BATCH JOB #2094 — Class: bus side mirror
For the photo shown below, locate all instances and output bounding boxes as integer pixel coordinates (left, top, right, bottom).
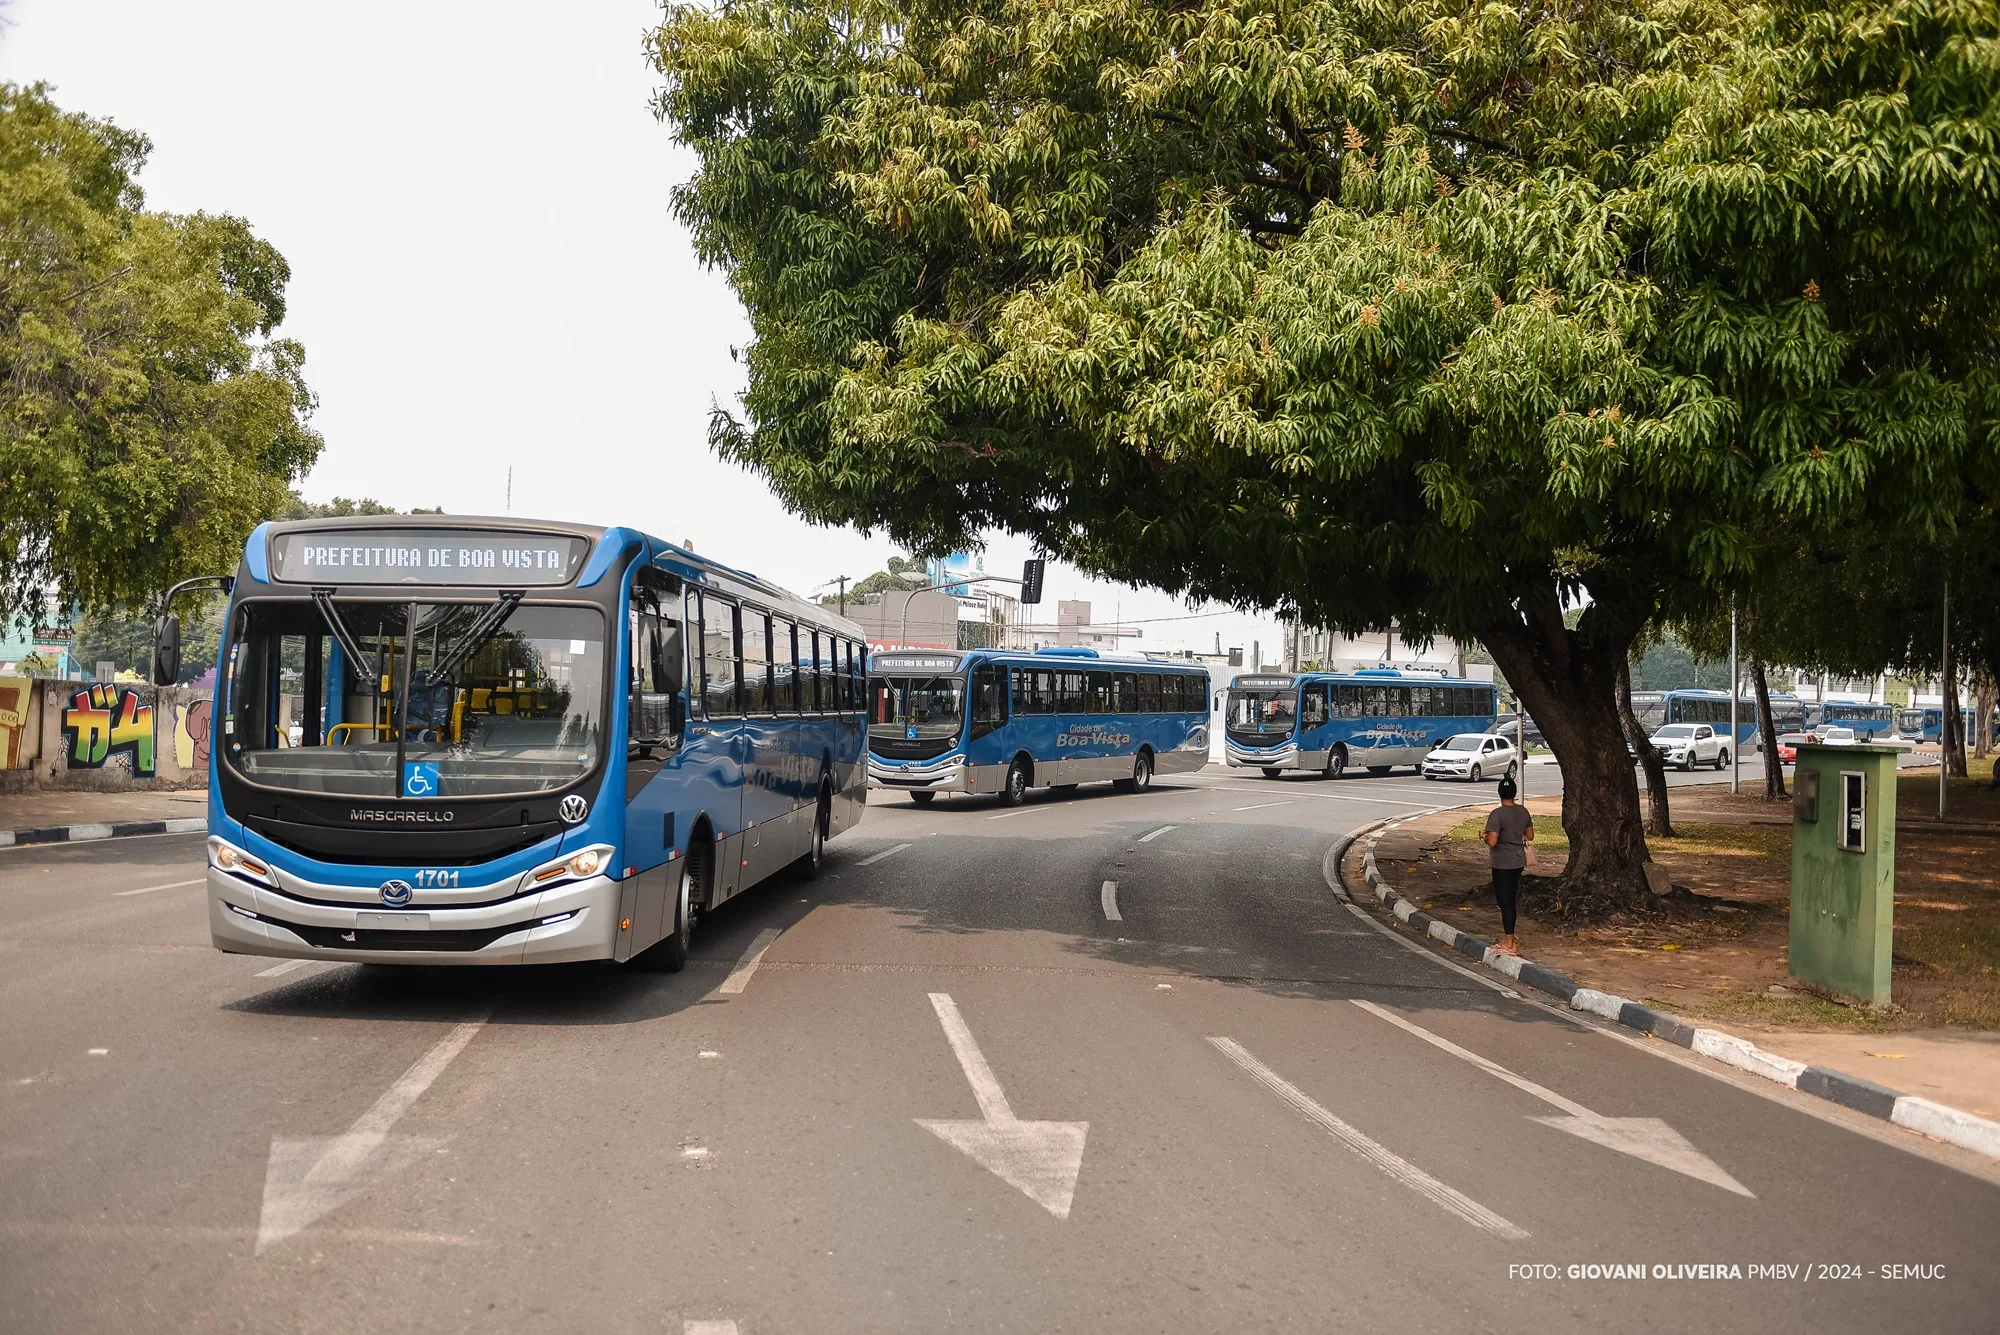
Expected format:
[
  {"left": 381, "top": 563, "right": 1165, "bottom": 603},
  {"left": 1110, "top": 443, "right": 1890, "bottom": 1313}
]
[{"left": 152, "top": 615, "right": 182, "bottom": 686}]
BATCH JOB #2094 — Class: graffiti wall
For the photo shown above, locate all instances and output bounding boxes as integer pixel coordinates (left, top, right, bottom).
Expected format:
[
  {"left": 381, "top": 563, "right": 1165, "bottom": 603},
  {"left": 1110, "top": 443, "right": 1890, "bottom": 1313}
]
[{"left": 0, "top": 679, "right": 210, "bottom": 793}]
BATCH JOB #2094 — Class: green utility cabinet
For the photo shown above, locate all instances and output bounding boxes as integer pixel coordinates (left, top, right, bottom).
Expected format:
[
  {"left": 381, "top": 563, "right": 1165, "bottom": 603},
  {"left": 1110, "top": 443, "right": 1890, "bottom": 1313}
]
[{"left": 1789, "top": 743, "right": 1899, "bottom": 1005}]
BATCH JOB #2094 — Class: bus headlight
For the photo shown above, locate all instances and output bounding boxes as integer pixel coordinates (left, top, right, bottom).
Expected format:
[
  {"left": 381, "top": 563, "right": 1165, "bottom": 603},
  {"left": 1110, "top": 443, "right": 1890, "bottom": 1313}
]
[
  {"left": 208, "top": 837, "right": 272, "bottom": 886},
  {"left": 527, "top": 845, "right": 615, "bottom": 887}
]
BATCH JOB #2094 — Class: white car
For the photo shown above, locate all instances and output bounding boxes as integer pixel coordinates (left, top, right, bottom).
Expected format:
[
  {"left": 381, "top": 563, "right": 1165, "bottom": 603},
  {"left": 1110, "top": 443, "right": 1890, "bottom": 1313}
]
[
  {"left": 1646, "top": 723, "right": 1729, "bottom": 770},
  {"left": 1422, "top": 733, "right": 1519, "bottom": 782}
]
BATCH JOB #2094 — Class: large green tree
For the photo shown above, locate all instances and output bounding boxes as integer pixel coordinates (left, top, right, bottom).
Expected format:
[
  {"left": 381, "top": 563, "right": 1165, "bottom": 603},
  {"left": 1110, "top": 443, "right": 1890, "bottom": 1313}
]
[
  {"left": 0, "top": 83, "right": 321, "bottom": 625},
  {"left": 653, "top": 0, "right": 2000, "bottom": 904}
]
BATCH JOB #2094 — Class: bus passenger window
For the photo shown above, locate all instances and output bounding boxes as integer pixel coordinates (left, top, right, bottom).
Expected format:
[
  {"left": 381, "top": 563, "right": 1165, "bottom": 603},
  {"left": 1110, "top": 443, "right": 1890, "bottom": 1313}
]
[
  {"left": 1087, "top": 672, "right": 1113, "bottom": 714},
  {"left": 772, "top": 619, "right": 796, "bottom": 714},
  {"left": 971, "top": 665, "right": 1007, "bottom": 738},
  {"left": 1363, "top": 686, "right": 1386, "bottom": 717},
  {"left": 844, "top": 641, "right": 860, "bottom": 711},
  {"left": 806, "top": 631, "right": 822, "bottom": 713},
  {"left": 1056, "top": 671, "right": 1085, "bottom": 714},
  {"left": 1302, "top": 685, "right": 1328, "bottom": 727},
  {"left": 741, "top": 611, "right": 771, "bottom": 713},
  {"left": 701, "top": 596, "right": 739, "bottom": 717},
  {"left": 1409, "top": 687, "right": 1431, "bottom": 716},
  {"left": 1138, "top": 674, "right": 1161, "bottom": 713},
  {"left": 1114, "top": 672, "right": 1139, "bottom": 713}
]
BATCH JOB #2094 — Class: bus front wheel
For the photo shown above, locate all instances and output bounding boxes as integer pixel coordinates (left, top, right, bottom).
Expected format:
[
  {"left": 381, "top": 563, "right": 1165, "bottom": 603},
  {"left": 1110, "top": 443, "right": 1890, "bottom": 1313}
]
[
  {"left": 1003, "top": 760, "right": 1030, "bottom": 806},
  {"left": 1324, "top": 747, "right": 1347, "bottom": 780},
  {"left": 911, "top": 790, "right": 937, "bottom": 806},
  {"left": 635, "top": 848, "right": 699, "bottom": 973},
  {"left": 1261, "top": 767, "right": 1285, "bottom": 780}
]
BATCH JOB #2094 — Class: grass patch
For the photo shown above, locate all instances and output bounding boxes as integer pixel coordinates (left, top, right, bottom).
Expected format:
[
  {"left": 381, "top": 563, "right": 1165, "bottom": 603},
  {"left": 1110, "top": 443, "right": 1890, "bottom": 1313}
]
[
  {"left": 1895, "top": 769, "right": 2000, "bottom": 823},
  {"left": 1649, "top": 822, "right": 1790, "bottom": 861},
  {"left": 1440, "top": 813, "right": 1570, "bottom": 858},
  {"left": 1692, "top": 988, "right": 1904, "bottom": 1031}
]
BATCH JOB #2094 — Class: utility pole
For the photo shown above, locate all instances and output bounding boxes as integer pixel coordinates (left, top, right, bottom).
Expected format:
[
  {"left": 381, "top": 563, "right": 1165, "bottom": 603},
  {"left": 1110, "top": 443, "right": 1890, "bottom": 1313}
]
[
  {"left": 834, "top": 575, "right": 848, "bottom": 617},
  {"left": 1730, "top": 604, "right": 1740, "bottom": 795}
]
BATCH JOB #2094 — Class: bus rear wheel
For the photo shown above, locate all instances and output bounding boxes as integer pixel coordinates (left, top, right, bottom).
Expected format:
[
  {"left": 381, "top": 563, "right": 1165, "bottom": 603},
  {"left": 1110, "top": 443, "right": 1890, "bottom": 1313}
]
[
  {"left": 796, "top": 786, "right": 830, "bottom": 880},
  {"left": 1116, "top": 751, "right": 1153, "bottom": 793},
  {"left": 910, "top": 790, "right": 936, "bottom": 806},
  {"left": 1003, "top": 759, "right": 1030, "bottom": 806}
]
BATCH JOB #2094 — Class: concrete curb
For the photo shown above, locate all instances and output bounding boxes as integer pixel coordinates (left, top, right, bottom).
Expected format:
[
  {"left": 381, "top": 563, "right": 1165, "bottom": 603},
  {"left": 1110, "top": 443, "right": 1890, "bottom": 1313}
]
[
  {"left": 1337, "top": 811, "right": 2000, "bottom": 1165},
  {"left": 0, "top": 817, "right": 206, "bottom": 848}
]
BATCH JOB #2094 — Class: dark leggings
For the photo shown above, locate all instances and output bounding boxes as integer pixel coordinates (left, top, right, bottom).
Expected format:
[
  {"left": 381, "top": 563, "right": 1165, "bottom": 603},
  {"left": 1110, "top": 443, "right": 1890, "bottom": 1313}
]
[{"left": 1491, "top": 866, "right": 1522, "bottom": 935}]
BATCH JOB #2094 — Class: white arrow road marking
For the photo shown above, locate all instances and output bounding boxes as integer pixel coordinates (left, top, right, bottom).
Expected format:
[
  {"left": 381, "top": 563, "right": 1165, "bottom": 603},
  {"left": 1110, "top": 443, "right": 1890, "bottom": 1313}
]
[
  {"left": 1208, "top": 1037, "right": 1528, "bottom": 1239},
  {"left": 1100, "top": 880, "right": 1121, "bottom": 921},
  {"left": 916, "top": 993, "right": 1088, "bottom": 1220},
  {"left": 858, "top": 842, "right": 912, "bottom": 866},
  {"left": 1350, "top": 1000, "right": 1754, "bottom": 1197},
  {"left": 257, "top": 1014, "right": 488, "bottom": 1254},
  {"left": 112, "top": 878, "right": 204, "bottom": 897},
  {"left": 716, "top": 928, "right": 783, "bottom": 995}
]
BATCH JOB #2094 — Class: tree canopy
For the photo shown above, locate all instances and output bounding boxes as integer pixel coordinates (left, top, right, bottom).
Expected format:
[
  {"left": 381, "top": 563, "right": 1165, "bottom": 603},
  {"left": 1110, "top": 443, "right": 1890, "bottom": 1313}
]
[
  {"left": 0, "top": 83, "right": 322, "bottom": 624},
  {"left": 652, "top": 0, "right": 2000, "bottom": 903}
]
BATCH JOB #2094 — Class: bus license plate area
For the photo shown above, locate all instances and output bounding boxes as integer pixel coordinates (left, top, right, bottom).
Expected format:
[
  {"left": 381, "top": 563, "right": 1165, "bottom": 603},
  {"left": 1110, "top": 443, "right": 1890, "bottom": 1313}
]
[{"left": 357, "top": 912, "right": 430, "bottom": 931}]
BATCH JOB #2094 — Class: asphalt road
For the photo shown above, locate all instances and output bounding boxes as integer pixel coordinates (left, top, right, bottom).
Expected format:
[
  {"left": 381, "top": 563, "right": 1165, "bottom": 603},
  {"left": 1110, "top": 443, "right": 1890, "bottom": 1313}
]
[{"left": 3, "top": 764, "right": 1994, "bottom": 1334}]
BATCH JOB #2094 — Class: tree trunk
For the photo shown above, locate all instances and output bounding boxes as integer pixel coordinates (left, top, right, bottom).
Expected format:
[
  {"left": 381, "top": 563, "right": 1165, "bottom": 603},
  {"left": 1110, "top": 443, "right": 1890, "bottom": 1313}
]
[
  {"left": 1616, "top": 658, "right": 1675, "bottom": 837},
  {"left": 1750, "top": 656, "right": 1787, "bottom": 800},
  {"left": 1973, "top": 669, "right": 1993, "bottom": 763},
  {"left": 1479, "top": 602, "right": 1653, "bottom": 910},
  {"left": 1943, "top": 638, "right": 1968, "bottom": 779}
]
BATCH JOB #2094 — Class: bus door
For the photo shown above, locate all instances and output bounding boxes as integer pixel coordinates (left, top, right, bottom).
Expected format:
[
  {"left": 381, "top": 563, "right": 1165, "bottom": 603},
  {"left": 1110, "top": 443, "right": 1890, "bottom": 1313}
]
[{"left": 687, "top": 590, "right": 746, "bottom": 900}]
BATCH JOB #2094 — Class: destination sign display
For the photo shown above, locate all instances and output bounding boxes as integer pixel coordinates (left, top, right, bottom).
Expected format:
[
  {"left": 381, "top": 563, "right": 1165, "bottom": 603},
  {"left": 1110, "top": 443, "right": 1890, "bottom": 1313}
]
[
  {"left": 269, "top": 529, "right": 589, "bottom": 586},
  {"left": 1233, "top": 676, "right": 1296, "bottom": 690},
  {"left": 871, "top": 653, "right": 962, "bottom": 672}
]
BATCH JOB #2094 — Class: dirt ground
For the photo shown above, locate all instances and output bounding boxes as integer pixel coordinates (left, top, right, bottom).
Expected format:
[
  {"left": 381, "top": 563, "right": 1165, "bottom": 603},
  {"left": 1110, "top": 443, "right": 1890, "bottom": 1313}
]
[{"left": 1370, "top": 771, "right": 2000, "bottom": 1036}]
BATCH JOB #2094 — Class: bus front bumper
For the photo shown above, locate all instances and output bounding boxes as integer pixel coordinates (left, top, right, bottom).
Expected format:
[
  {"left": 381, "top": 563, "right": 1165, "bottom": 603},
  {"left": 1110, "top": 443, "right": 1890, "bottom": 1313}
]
[
  {"left": 207, "top": 866, "right": 621, "bottom": 966},
  {"left": 1225, "top": 740, "right": 1299, "bottom": 769},
  {"left": 867, "top": 753, "right": 970, "bottom": 792}
]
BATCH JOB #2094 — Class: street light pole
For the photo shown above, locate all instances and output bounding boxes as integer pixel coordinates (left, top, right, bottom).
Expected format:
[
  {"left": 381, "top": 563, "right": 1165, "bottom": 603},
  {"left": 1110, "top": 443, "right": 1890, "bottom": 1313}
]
[
  {"left": 1730, "top": 605, "right": 1740, "bottom": 795},
  {"left": 1941, "top": 576, "right": 1950, "bottom": 820}
]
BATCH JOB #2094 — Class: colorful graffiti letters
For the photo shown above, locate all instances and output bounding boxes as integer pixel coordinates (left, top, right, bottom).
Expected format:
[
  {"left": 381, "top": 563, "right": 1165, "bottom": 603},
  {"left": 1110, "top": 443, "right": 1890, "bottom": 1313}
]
[{"left": 62, "top": 685, "right": 156, "bottom": 778}]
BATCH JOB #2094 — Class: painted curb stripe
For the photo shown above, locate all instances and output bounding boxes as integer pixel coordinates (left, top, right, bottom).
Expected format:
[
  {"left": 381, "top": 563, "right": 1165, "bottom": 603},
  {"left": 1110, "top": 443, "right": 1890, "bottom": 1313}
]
[
  {"left": 1347, "top": 825, "right": 2000, "bottom": 1164},
  {"left": 1, "top": 815, "right": 206, "bottom": 848}
]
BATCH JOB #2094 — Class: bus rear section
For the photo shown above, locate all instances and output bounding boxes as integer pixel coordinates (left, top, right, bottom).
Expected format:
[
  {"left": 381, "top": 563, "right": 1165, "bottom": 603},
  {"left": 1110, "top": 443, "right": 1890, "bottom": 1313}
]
[
  {"left": 867, "top": 647, "right": 1210, "bottom": 803},
  {"left": 196, "top": 515, "right": 866, "bottom": 968}
]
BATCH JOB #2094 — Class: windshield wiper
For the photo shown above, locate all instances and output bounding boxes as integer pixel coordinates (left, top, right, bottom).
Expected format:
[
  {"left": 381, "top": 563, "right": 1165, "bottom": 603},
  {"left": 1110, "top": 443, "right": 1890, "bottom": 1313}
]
[
  {"left": 423, "top": 591, "right": 524, "bottom": 686},
  {"left": 311, "top": 588, "right": 374, "bottom": 681}
]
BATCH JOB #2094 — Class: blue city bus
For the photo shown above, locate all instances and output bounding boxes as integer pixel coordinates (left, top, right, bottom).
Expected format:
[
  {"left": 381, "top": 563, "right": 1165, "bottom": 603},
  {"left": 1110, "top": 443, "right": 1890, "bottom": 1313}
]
[
  {"left": 866, "top": 646, "right": 1211, "bottom": 804},
  {"left": 171, "top": 515, "right": 869, "bottom": 971},
  {"left": 1223, "top": 668, "right": 1498, "bottom": 778},
  {"left": 1899, "top": 706, "right": 1992, "bottom": 745},
  {"left": 1806, "top": 700, "right": 1897, "bottom": 740},
  {"left": 1628, "top": 689, "right": 1803, "bottom": 746}
]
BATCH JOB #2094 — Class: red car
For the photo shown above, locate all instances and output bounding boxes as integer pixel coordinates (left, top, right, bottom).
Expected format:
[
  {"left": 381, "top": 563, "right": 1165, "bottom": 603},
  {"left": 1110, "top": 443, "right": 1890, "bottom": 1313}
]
[{"left": 1774, "top": 731, "right": 1814, "bottom": 764}]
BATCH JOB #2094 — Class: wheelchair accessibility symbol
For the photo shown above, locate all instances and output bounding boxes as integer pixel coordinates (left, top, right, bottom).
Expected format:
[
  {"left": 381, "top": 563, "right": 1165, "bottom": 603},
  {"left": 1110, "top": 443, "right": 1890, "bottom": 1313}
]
[{"left": 402, "top": 761, "right": 440, "bottom": 798}]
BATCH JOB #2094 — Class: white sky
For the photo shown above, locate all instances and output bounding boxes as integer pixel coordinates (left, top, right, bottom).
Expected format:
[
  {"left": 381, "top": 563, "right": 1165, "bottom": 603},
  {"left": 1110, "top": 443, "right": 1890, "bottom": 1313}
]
[{"left": 1, "top": 0, "right": 1286, "bottom": 658}]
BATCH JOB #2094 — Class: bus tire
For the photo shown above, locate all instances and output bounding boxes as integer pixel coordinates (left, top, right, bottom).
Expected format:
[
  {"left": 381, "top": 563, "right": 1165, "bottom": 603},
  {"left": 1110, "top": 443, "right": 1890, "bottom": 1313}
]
[
  {"left": 796, "top": 786, "right": 830, "bottom": 881},
  {"left": 635, "top": 846, "right": 699, "bottom": 973},
  {"left": 911, "top": 790, "right": 936, "bottom": 806},
  {"left": 1261, "top": 767, "right": 1285, "bottom": 780},
  {"left": 1003, "top": 759, "right": 1031, "bottom": 806},
  {"left": 1324, "top": 746, "right": 1347, "bottom": 780},
  {"left": 1115, "top": 750, "right": 1153, "bottom": 793}
]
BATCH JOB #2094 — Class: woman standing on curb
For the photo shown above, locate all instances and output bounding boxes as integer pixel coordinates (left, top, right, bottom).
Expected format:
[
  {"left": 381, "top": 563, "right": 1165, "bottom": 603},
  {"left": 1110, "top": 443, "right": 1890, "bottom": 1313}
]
[{"left": 1482, "top": 778, "right": 1534, "bottom": 956}]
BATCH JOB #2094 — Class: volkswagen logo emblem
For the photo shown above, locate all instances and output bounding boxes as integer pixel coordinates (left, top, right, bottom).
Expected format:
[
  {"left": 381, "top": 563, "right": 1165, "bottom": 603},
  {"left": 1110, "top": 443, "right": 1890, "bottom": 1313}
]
[
  {"left": 559, "top": 794, "right": 589, "bottom": 824},
  {"left": 379, "top": 879, "right": 414, "bottom": 908}
]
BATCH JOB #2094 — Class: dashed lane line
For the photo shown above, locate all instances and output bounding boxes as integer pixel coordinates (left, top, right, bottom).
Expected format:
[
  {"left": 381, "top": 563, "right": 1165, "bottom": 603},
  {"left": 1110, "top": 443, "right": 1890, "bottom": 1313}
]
[
  {"left": 857, "top": 842, "right": 913, "bottom": 866},
  {"left": 716, "top": 928, "right": 784, "bottom": 995},
  {"left": 686, "top": 1323, "right": 740, "bottom": 1335},
  {"left": 1137, "top": 825, "right": 1176, "bottom": 843},
  {"left": 111, "top": 878, "right": 205, "bottom": 898},
  {"left": 1100, "top": 880, "right": 1121, "bottom": 921},
  {"left": 1207, "top": 1036, "right": 1528, "bottom": 1240},
  {"left": 255, "top": 958, "right": 317, "bottom": 979},
  {"left": 1231, "top": 801, "right": 1294, "bottom": 812}
]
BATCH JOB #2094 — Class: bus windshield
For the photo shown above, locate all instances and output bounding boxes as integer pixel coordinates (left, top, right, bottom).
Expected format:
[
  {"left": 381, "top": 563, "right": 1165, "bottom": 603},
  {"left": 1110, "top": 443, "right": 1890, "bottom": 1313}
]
[
  {"left": 869, "top": 675, "right": 966, "bottom": 747},
  {"left": 1228, "top": 690, "right": 1296, "bottom": 735},
  {"left": 223, "top": 598, "right": 606, "bottom": 797}
]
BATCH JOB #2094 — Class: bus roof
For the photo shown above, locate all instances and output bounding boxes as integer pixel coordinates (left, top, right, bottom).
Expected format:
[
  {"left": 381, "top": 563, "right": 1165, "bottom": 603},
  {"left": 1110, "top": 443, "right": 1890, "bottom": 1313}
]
[
  {"left": 1232, "top": 668, "right": 1497, "bottom": 689},
  {"left": 238, "top": 513, "right": 864, "bottom": 639}
]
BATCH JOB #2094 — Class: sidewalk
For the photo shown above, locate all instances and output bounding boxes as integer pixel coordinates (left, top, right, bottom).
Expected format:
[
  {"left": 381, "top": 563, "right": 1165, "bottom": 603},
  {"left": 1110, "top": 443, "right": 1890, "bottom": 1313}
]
[
  {"left": 0, "top": 788, "right": 208, "bottom": 843},
  {"left": 1356, "top": 781, "right": 2000, "bottom": 1122}
]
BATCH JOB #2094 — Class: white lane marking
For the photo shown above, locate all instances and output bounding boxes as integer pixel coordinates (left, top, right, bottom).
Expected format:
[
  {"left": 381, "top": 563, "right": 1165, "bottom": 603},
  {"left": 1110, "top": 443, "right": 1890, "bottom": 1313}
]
[
  {"left": 686, "top": 1322, "right": 740, "bottom": 1335},
  {"left": 257, "top": 1013, "right": 489, "bottom": 1254},
  {"left": 1100, "top": 880, "right": 1121, "bottom": 921},
  {"left": 716, "top": 928, "right": 783, "bottom": 995},
  {"left": 88, "top": 1048, "right": 108, "bottom": 1056},
  {"left": 988, "top": 809, "right": 1029, "bottom": 820},
  {"left": 1231, "top": 801, "right": 1294, "bottom": 812},
  {"left": 112, "top": 878, "right": 205, "bottom": 898},
  {"left": 1348, "top": 1001, "right": 1753, "bottom": 1196},
  {"left": 1137, "top": 825, "right": 1176, "bottom": 843},
  {"left": 255, "top": 958, "right": 315, "bottom": 979},
  {"left": 917, "top": 993, "right": 1088, "bottom": 1218},
  {"left": 857, "top": 842, "right": 912, "bottom": 866},
  {"left": 1206, "top": 1036, "right": 1528, "bottom": 1239}
]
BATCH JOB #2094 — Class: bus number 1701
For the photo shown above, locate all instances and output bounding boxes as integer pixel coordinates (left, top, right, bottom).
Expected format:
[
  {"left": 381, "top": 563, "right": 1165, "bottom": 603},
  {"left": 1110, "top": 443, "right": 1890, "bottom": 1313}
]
[{"left": 411, "top": 869, "right": 460, "bottom": 888}]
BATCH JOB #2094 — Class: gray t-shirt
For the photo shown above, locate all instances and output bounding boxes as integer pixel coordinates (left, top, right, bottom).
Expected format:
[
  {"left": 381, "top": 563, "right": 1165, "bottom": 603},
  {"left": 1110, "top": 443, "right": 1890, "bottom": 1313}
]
[{"left": 1485, "top": 803, "right": 1534, "bottom": 870}]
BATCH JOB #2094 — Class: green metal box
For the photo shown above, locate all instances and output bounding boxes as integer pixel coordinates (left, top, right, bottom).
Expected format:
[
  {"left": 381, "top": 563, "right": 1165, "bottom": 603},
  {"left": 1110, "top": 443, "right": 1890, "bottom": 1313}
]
[{"left": 1789, "top": 743, "right": 1900, "bottom": 1005}]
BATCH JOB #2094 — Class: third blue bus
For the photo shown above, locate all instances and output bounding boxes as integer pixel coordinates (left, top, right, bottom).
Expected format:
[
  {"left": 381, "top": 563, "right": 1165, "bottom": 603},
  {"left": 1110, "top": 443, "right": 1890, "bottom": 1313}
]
[{"left": 1224, "top": 668, "right": 1498, "bottom": 778}]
